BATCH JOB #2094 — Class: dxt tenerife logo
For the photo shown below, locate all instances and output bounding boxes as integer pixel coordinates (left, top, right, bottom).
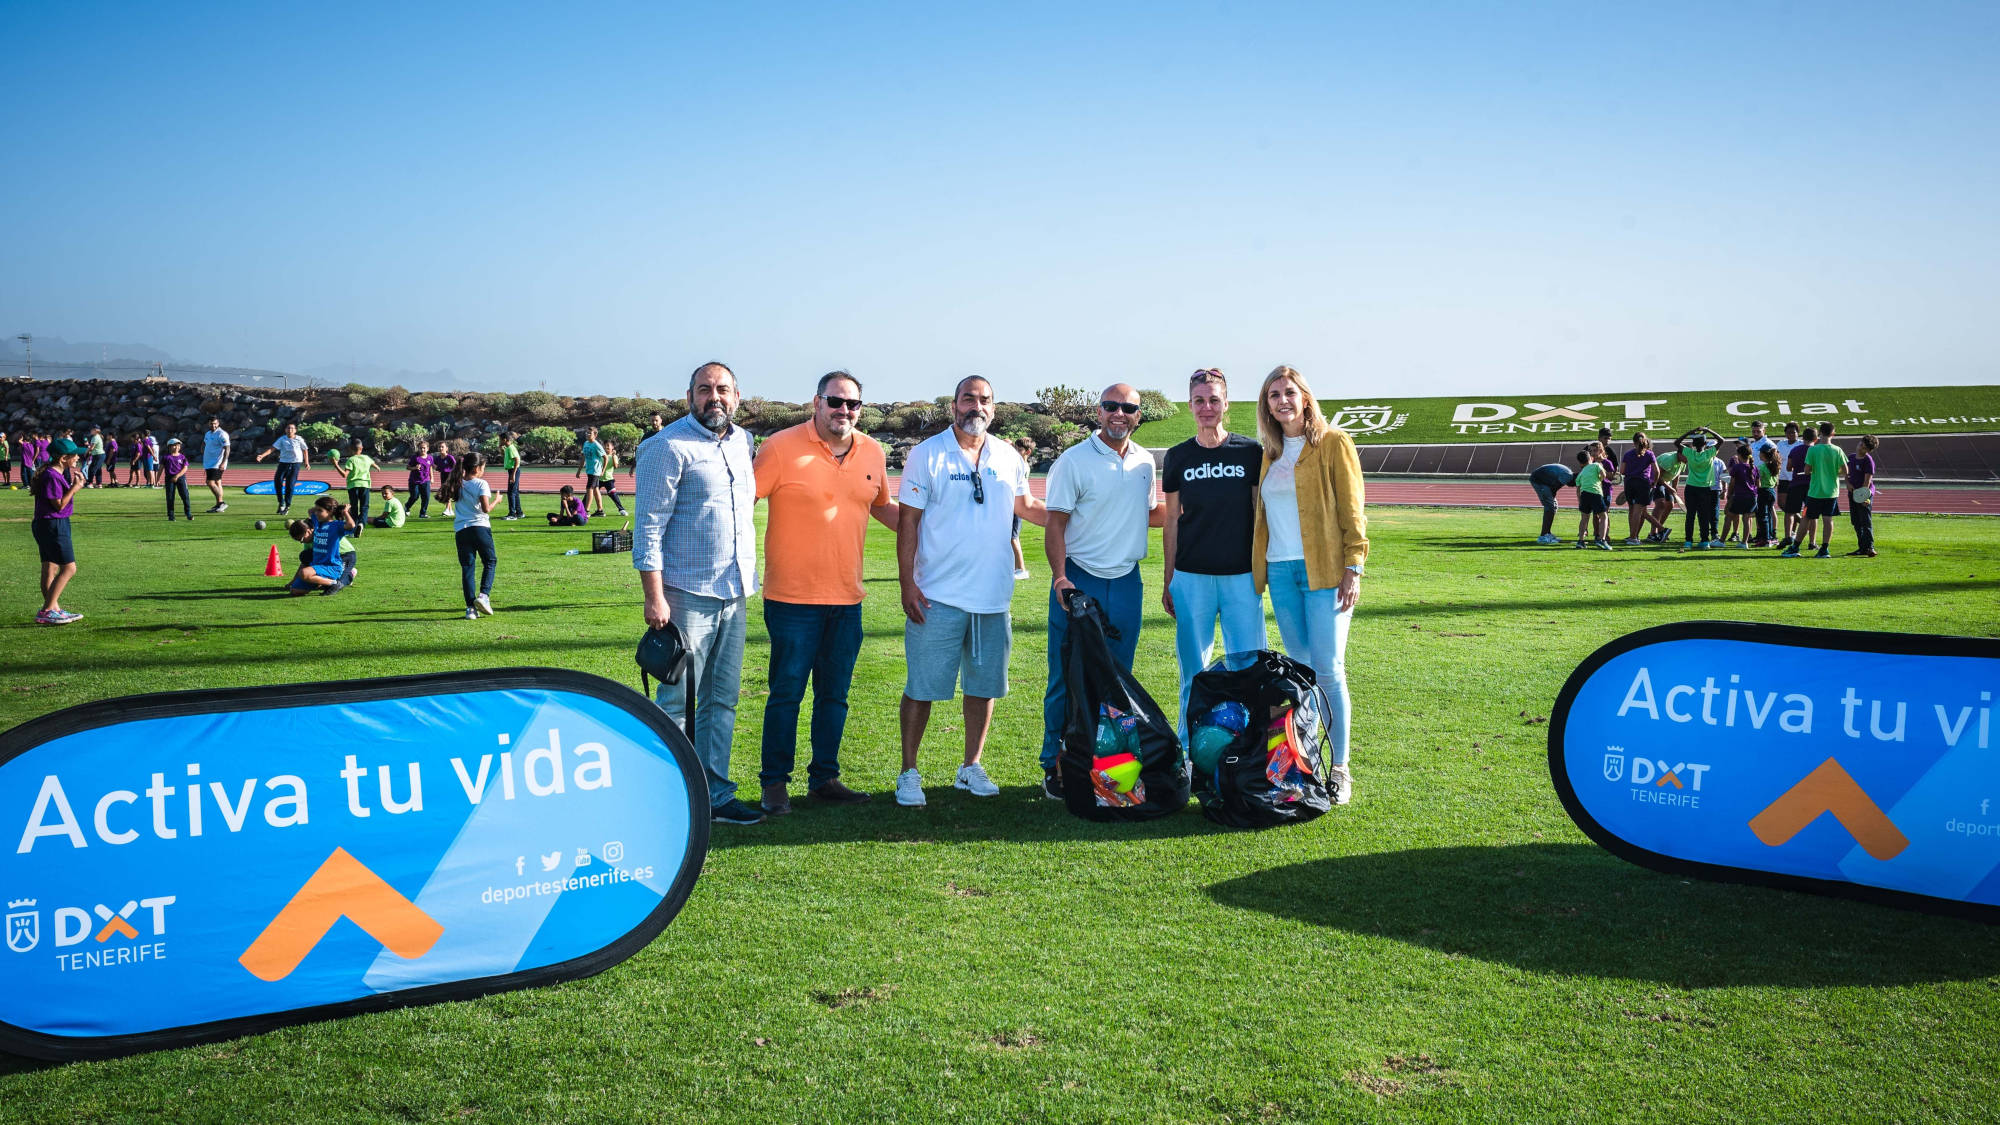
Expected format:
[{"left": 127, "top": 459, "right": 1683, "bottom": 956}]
[
  {"left": 1326, "top": 404, "right": 1407, "bottom": 437},
  {"left": 1601, "top": 745, "right": 1711, "bottom": 809},
  {"left": 6, "top": 894, "right": 176, "bottom": 967},
  {"left": 1452, "top": 399, "right": 1671, "bottom": 436}
]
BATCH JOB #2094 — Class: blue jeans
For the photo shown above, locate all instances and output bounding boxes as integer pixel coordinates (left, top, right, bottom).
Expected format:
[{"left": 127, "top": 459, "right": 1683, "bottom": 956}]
[
  {"left": 455, "top": 526, "right": 496, "bottom": 604},
  {"left": 654, "top": 588, "right": 747, "bottom": 809},
  {"left": 1265, "top": 559, "right": 1352, "bottom": 766},
  {"left": 412, "top": 479, "right": 432, "bottom": 517},
  {"left": 274, "top": 462, "right": 301, "bottom": 508},
  {"left": 1041, "top": 561, "right": 1142, "bottom": 771},
  {"left": 759, "top": 600, "right": 863, "bottom": 788},
  {"left": 506, "top": 468, "right": 522, "bottom": 517},
  {"left": 1168, "top": 570, "right": 1267, "bottom": 741}
]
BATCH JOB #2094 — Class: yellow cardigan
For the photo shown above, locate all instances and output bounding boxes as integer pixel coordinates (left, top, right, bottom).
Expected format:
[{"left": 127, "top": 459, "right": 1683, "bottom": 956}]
[{"left": 1253, "top": 427, "right": 1370, "bottom": 593}]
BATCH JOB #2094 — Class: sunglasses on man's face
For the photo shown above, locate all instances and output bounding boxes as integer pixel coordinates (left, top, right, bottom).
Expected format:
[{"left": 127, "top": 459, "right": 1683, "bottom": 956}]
[
  {"left": 1100, "top": 401, "right": 1141, "bottom": 415},
  {"left": 820, "top": 396, "right": 863, "bottom": 411}
]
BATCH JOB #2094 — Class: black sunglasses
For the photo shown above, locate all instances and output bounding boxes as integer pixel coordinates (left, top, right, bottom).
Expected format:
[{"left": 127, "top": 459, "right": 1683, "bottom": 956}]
[
  {"left": 970, "top": 469, "right": 984, "bottom": 504},
  {"left": 1100, "top": 401, "right": 1141, "bottom": 415},
  {"left": 821, "top": 395, "right": 863, "bottom": 411}
]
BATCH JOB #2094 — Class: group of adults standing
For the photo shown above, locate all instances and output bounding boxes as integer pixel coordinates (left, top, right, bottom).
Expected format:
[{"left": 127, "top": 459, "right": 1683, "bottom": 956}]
[{"left": 631, "top": 362, "right": 1367, "bottom": 826}]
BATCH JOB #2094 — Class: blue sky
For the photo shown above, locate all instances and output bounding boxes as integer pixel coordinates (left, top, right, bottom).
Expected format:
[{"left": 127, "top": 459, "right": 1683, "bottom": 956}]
[{"left": 4, "top": 2, "right": 1996, "bottom": 402}]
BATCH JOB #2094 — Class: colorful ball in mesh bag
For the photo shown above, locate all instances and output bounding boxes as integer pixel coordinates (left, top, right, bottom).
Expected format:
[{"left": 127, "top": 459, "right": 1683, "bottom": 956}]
[
  {"left": 1189, "top": 723, "right": 1236, "bottom": 774},
  {"left": 1201, "top": 701, "right": 1251, "bottom": 734}
]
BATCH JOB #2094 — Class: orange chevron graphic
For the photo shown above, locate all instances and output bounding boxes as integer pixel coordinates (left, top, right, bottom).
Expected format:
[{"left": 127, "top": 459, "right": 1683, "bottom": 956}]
[
  {"left": 238, "top": 847, "right": 443, "bottom": 982},
  {"left": 1748, "top": 758, "right": 1909, "bottom": 861},
  {"left": 1656, "top": 771, "right": 1683, "bottom": 789}
]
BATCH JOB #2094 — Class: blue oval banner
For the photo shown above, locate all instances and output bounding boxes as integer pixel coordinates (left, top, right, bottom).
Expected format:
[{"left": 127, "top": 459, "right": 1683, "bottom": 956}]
[
  {"left": 243, "top": 479, "right": 330, "bottom": 496},
  {"left": 0, "top": 669, "right": 708, "bottom": 1060},
  {"left": 1550, "top": 622, "right": 2000, "bottom": 921}
]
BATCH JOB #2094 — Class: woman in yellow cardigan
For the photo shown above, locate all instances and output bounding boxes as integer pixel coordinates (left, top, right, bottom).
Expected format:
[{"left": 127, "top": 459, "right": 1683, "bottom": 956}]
[{"left": 1253, "top": 366, "right": 1368, "bottom": 805}]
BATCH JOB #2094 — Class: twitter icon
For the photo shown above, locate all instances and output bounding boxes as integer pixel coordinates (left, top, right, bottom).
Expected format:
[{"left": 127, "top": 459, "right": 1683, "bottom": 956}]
[{"left": 539, "top": 850, "right": 563, "bottom": 872}]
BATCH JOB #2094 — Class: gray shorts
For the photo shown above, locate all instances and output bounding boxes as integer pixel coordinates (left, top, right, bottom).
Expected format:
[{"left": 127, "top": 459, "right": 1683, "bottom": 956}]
[{"left": 904, "top": 602, "right": 1011, "bottom": 701}]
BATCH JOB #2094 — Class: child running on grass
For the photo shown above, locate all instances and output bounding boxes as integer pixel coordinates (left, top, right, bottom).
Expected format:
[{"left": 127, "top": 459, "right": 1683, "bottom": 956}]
[
  {"left": 595, "top": 441, "right": 628, "bottom": 516},
  {"left": 1574, "top": 448, "right": 1611, "bottom": 550},
  {"left": 330, "top": 439, "right": 378, "bottom": 535},
  {"left": 547, "top": 484, "right": 588, "bottom": 525},
  {"left": 450, "top": 451, "right": 498, "bottom": 618},
  {"left": 370, "top": 484, "right": 407, "bottom": 529},
  {"left": 32, "top": 438, "right": 87, "bottom": 624},
  {"left": 163, "top": 437, "right": 194, "bottom": 519},
  {"left": 407, "top": 439, "right": 435, "bottom": 519}
]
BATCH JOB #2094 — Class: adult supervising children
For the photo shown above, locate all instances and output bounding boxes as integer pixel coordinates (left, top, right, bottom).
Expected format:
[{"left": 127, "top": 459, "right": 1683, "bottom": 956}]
[
  {"left": 1255, "top": 366, "right": 1367, "bottom": 805},
  {"left": 1619, "top": 434, "right": 1658, "bottom": 545},
  {"left": 163, "top": 438, "right": 194, "bottom": 520},
  {"left": 253, "top": 421, "right": 311, "bottom": 514},
  {"left": 1779, "top": 429, "right": 1812, "bottom": 549},
  {"left": 752, "top": 370, "right": 899, "bottom": 814},
  {"left": 31, "top": 438, "right": 86, "bottom": 624},
  {"left": 452, "top": 452, "right": 498, "bottom": 618},
  {"left": 1527, "top": 460, "right": 1573, "bottom": 545},
  {"left": 895, "top": 376, "right": 1047, "bottom": 808},
  {"left": 634, "top": 362, "right": 765, "bottom": 826},
  {"left": 1164, "top": 369, "right": 1266, "bottom": 737},
  {"left": 201, "top": 417, "right": 231, "bottom": 512}
]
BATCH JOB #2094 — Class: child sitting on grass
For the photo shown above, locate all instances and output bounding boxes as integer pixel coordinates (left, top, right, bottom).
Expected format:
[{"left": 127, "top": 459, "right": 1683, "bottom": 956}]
[
  {"left": 370, "top": 484, "right": 407, "bottom": 529},
  {"left": 547, "top": 485, "right": 589, "bottom": 526},
  {"left": 287, "top": 499, "right": 358, "bottom": 594},
  {"left": 1573, "top": 448, "right": 1611, "bottom": 550}
]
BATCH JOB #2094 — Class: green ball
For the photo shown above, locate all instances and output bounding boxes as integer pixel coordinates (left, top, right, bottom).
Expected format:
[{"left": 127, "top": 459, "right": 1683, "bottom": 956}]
[{"left": 1189, "top": 724, "right": 1236, "bottom": 774}]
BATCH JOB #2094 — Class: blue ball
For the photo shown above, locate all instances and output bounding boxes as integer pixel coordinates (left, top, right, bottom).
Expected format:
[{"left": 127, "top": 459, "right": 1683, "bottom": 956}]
[{"left": 1202, "top": 701, "right": 1250, "bottom": 734}]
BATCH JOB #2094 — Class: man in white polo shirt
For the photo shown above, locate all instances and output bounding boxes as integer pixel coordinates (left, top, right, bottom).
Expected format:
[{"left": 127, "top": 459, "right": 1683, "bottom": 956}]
[
  {"left": 1039, "top": 383, "right": 1164, "bottom": 798},
  {"left": 895, "top": 375, "right": 1047, "bottom": 808}
]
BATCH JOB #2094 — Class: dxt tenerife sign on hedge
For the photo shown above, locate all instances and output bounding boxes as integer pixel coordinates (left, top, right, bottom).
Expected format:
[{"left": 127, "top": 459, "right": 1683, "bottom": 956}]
[
  {"left": 1550, "top": 623, "right": 2000, "bottom": 921},
  {"left": 0, "top": 669, "right": 708, "bottom": 1060}
]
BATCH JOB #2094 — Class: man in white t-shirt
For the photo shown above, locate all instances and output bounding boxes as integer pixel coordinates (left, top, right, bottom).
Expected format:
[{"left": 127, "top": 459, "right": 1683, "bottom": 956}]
[
  {"left": 894, "top": 376, "right": 1047, "bottom": 807},
  {"left": 201, "top": 417, "right": 231, "bottom": 512},
  {"left": 1039, "top": 383, "right": 1163, "bottom": 797}
]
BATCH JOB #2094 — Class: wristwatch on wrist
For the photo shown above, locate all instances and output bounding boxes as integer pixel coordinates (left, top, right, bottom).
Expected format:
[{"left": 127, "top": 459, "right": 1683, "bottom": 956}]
[{"left": 1346, "top": 564, "right": 1364, "bottom": 576}]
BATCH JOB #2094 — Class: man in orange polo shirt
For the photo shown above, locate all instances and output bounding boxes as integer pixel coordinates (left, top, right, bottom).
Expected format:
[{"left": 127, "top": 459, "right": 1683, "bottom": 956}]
[{"left": 754, "top": 370, "right": 901, "bottom": 814}]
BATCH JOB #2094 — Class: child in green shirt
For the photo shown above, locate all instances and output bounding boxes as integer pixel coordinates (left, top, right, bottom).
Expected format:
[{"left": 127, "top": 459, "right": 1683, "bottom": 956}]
[
  {"left": 331, "top": 439, "right": 379, "bottom": 535},
  {"left": 370, "top": 484, "right": 407, "bottom": 529},
  {"left": 1573, "top": 448, "right": 1611, "bottom": 550}
]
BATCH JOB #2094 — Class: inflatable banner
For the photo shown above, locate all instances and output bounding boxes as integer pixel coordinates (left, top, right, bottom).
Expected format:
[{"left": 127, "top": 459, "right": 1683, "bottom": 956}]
[
  {"left": 243, "top": 479, "right": 330, "bottom": 496},
  {"left": 0, "top": 669, "right": 708, "bottom": 1060},
  {"left": 1550, "top": 622, "right": 2000, "bottom": 921}
]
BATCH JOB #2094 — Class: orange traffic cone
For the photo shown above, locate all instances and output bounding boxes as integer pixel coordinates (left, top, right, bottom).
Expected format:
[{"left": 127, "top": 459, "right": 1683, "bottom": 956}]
[{"left": 264, "top": 544, "right": 283, "bottom": 577}]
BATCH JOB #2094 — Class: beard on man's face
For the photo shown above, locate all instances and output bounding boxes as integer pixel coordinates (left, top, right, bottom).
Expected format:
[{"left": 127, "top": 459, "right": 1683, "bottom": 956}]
[
  {"left": 698, "top": 400, "right": 731, "bottom": 432},
  {"left": 954, "top": 408, "right": 989, "bottom": 436}
]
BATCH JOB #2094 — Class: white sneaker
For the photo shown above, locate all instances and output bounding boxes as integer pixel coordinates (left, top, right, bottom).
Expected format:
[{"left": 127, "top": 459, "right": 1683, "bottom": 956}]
[
  {"left": 463, "top": 608, "right": 479, "bottom": 620},
  {"left": 895, "top": 768, "right": 926, "bottom": 807},
  {"left": 475, "top": 593, "right": 494, "bottom": 615},
  {"left": 1328, "top": 764, "right": 1353, "bottom": 806},
  {"left": 954, "top": 762, "right": 999, "bottom": 797}
]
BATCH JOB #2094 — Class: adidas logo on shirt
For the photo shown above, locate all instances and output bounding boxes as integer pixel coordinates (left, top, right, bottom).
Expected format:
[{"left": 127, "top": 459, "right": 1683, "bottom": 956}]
[{"left": 1182, "top": 462, "right": 1248, "bottom": 480}]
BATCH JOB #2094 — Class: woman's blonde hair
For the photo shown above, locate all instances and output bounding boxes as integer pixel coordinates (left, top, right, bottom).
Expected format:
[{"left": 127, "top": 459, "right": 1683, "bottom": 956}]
[{"left": 1255, "top": 366, "right": 1330, "bottom": 461}]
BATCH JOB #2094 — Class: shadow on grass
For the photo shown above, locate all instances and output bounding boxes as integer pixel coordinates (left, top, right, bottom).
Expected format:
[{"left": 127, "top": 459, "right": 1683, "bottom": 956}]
[
  {"left": 1208, "top": 843, "right": 2000, "bottom": 987},
  {"left": 709, "top": 785, "right": 1218, "bottom": 848},
  {"left": 1366, "top": 577, "right": 1988, "bottom": 619}
]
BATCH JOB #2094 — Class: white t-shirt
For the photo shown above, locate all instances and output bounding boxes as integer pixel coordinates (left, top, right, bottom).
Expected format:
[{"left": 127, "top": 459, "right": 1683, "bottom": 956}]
[
  {"left": 1044, "top": 432, "right": 1157, "bottom": 579},
  {"left": 898, "top": 429, "right": 1030, "bottom": 614},
  {"left": 1262, "top": 436, "right": 1306, "bottom": 563},
  {"left": 455, "top": 476, "right": 493, "bottom": 530},
  {"left": 274, "top": 435, "right": 309, "bottom": 463},
  {"left": 202, "top": 428, "right": 231, "bottom": 470},
  {"left": 1774, "top": 438, "right": 1802, "bottom": 482}
]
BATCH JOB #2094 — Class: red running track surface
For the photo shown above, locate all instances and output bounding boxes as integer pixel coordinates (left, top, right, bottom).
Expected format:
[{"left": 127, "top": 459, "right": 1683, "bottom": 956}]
[{"left": 184, "top": 467, "right": 1996, "bottom": 516}]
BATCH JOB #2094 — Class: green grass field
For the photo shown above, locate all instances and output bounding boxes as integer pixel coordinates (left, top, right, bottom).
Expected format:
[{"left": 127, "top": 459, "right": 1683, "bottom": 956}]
[
  {"left": 5, "top": 488, "right": 2000, "bottom": 1123},
  {"left": 1138, "top": 384, "right": 2000, "bottom": 447}
]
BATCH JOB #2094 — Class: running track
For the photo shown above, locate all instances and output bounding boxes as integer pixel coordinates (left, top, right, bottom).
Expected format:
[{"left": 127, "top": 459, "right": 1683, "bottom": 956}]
[{"left": 195, "top": 466, "right": 1997, "bottom": 516}]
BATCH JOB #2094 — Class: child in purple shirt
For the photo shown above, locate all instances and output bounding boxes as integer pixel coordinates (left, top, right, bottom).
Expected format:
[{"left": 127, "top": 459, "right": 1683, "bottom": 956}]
[
  {"left": 32, "top": 439, "right": 86, "bottom": 624},
  {"left": 407, "top": 440, "right": 436, "bottom": 519},
  {"left": 546, "top": 485, "right": 589, "bottom": 526},
  {"left": 433, "top": 447, "right": 460, "bottom": 517},
  {"left": 163, "top": 439, "right": 194, "bottom": 520}
]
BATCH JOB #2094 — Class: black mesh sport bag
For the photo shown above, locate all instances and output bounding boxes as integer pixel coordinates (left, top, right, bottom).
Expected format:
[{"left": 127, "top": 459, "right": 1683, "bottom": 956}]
[
  {"left": 1056, "top": 589, "right": 1189, "bottom": 822},
  {"left": 1186, "top": 650, "right": 1333, "bottom": 830}
]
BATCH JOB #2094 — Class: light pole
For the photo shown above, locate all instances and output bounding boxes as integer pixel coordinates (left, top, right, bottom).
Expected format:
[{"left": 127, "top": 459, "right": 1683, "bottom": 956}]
[{"left": 15, "top": 334, "right": 28, "bottom": 379}]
